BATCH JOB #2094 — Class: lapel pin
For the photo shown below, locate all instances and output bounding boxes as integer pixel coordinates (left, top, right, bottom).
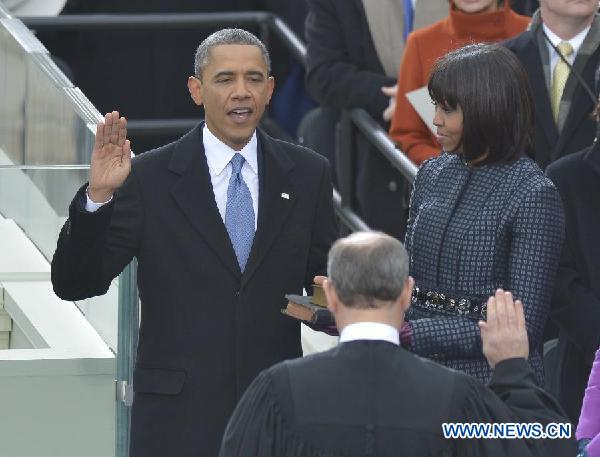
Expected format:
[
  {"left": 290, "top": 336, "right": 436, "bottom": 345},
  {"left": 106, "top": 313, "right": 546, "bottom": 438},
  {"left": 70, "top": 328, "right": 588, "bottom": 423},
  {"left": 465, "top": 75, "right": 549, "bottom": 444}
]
[{"left": 281, "top": 192, "right": 290, "bottom": 200}]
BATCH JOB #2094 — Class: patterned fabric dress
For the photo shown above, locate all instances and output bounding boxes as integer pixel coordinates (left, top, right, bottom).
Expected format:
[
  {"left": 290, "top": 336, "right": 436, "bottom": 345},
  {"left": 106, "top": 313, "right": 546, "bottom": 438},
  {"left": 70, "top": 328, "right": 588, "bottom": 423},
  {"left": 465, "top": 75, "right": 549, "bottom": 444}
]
[{"left": 405, "top": 153, "right": 565, "bottom": 384}]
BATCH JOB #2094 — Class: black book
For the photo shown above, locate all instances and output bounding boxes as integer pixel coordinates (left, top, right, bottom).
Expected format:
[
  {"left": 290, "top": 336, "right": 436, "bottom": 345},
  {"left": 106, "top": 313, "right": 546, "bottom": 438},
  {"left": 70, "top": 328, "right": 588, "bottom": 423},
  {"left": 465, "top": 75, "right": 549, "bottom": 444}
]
[{"left": 282, "top": 294, "right": 335, "bottom": 327}]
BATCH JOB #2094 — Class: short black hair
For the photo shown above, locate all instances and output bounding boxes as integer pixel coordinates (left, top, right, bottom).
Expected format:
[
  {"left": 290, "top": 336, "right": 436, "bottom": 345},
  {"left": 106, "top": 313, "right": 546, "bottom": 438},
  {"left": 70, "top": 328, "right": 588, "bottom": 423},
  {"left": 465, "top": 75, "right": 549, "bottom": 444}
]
[
  {"left": 428, "top": 43, "right": 534, "bottom": 165},
  {"left": 194, "top": 28, "right": 270, "bottom": 80}
]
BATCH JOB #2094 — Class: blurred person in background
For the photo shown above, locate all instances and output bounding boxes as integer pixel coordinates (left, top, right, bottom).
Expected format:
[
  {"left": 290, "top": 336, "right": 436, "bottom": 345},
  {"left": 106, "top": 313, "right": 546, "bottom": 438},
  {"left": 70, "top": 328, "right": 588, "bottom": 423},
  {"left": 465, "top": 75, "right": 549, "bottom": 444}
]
[
  {"left": 403, "top": 44, "right": 564, "bottom": 387},
  {"left": 504, "top": 0, "right": 600, "bottom": 169},
  {"left": 305, "top": 0, "right": 446, "bottom": 238},
  {"left": 389, "top": 0, "right": 530, "bottom": 165},
  {"left": 544, "top": 97, "right": 600, "bottom": 425}
]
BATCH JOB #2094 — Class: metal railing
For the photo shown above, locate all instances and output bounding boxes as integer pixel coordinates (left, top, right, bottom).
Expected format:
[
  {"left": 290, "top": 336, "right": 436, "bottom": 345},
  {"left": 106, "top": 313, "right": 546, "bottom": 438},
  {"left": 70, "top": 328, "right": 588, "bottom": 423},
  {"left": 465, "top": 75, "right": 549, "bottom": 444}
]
[{"left": 20, "top": 11, "right": 418, "bottom": 232}]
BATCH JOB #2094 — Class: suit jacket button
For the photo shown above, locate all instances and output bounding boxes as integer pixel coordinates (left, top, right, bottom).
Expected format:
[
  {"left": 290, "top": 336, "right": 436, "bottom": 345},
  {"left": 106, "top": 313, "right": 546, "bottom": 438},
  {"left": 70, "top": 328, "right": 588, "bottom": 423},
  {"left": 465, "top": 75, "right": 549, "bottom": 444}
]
[{"left": 235, "top": 290, "right": 241, "bottom": 297}]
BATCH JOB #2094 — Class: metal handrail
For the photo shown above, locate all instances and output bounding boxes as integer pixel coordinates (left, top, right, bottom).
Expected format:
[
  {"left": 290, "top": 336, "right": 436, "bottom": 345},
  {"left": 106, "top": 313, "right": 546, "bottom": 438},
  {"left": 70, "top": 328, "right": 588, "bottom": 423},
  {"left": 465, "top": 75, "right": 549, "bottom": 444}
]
[
  {"left": 267, "top": 15, "right": 307, "bottom": 65},
  {"left": 333, "top": 189, "right": 370, "bottom": 232},
  {"left": 350, "top": 109, "right": 418, "bottom": 182},
  {"left": 21, "top": 12, "right": 272, "bottom": 30}
]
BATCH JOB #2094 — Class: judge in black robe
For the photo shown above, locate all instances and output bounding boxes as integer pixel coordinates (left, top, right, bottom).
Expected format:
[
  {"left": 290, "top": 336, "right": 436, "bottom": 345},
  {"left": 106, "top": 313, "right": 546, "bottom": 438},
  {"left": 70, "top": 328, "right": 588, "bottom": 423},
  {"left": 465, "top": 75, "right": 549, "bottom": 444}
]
[{"left": 220, "top": 232, "right": 576, "bottom": 457}]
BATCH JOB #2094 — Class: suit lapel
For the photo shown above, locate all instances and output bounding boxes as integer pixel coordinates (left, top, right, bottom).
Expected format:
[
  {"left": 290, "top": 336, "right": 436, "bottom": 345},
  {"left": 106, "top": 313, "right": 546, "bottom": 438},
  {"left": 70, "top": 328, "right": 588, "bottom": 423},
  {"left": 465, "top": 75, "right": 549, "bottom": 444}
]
[
  {"left": 168, "top": 125, "right": 241, "bottom": 280},
  {"left": 241, "top": 131, "right": 296, "bottom": 287},
  {"left": 523, "top": 31, "right": 559, "bottom": 155}
]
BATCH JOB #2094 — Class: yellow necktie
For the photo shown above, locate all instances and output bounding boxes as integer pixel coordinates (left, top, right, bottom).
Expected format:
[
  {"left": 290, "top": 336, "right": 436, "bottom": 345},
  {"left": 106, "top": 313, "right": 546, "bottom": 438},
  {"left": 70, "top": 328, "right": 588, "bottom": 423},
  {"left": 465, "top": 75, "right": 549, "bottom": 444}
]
[{"left": 551, "top": 41, "right": 574, "bottom": 122}]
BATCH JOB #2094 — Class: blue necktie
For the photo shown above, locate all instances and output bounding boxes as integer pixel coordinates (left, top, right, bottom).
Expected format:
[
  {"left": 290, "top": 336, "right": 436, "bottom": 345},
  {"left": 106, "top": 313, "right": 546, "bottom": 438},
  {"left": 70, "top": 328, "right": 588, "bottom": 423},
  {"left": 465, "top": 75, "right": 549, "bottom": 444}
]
[
  {"left": 225, "top": 153, "right": 255, "bottom": 271},
  {"left": 403, "top": 0, "right": 414, "bottom": 42}
]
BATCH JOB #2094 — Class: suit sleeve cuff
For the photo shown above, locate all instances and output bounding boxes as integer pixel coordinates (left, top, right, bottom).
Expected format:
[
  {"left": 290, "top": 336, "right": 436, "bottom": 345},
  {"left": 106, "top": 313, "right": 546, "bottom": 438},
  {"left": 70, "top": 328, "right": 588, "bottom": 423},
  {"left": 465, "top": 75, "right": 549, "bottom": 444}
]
[{"left": 85, "top": 186, "right": 113, "bottom": 212}]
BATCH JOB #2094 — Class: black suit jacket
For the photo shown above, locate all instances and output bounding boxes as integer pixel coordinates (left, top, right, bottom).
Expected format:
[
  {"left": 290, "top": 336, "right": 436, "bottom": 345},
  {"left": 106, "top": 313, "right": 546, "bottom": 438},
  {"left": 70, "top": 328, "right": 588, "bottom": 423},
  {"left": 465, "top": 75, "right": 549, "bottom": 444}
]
[
  {"left": 546, "top": 143, "right": 600, "bottom": 425},
  {"left": 221, "top": 340, "right": 576, "bottom": 456},
  {"left": 504, "top": 18, "right": 600, "bottom": 169},
  {"left": 305, "top": 0, "right": 409, "bottom": 238},
  {"left": 51, "top": 125, "right": 337, "bottom": 457}
]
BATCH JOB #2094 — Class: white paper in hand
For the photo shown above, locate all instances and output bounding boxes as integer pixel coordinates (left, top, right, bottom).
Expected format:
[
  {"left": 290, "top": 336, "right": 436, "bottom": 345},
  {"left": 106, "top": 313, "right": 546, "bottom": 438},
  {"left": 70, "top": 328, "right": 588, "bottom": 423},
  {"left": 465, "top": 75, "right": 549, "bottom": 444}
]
[{"left": 406, "top": 86, "right": 436, "bottom": 134}]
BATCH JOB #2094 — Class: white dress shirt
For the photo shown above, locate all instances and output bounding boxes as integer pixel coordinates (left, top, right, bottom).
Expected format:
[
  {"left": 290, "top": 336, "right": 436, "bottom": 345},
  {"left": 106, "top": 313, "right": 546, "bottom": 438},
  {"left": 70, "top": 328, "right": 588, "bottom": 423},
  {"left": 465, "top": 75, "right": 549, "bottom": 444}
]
[
  {"left": 86, "top": 124, "right": 259, "bottom": 230},
  {"left": 202, "top": 124, "right": 259, "bottom": 230},
  {"left": 543, "top": 24, "right": 590, "bottom": 85},
  {"left": 339, "top": 322, "right": 400, "bottom": 346}
]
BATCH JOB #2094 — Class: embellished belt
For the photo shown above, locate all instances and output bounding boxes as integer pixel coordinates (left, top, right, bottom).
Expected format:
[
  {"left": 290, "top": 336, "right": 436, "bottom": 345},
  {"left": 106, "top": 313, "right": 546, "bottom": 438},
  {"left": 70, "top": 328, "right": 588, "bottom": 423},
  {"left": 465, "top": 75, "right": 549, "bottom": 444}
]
[{"left": 411, "top": 285, "right": 487, "bottom": 321}]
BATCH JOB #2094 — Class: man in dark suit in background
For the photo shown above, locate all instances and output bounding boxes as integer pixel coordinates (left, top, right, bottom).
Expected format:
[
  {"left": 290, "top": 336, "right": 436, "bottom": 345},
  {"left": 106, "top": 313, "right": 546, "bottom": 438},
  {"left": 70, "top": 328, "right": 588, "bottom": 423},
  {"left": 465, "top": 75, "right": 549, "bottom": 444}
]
[
  {"left": 304, "top": 0, "right": 445, "bottom": 239},
  {"left": 546, "top": 125, "right": 600, "bottom": 425},
  {"left": 504, "top": 0, "right": 600, "bottom": 169},
  {"left": 51, "top": 29, "right": 337, "bottom": 457},
  {"left": 220, "top": 232, "right": 575, "bottom": 457}
]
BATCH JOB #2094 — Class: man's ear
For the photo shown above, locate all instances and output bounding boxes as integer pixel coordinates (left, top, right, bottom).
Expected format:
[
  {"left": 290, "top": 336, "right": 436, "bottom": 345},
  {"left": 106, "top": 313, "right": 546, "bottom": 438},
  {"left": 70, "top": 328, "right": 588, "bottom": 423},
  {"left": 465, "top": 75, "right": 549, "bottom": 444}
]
[
  {"left": 323, "top": 279, "right": 338, "bottom": 314},
  {"left": 188, "top": 76, "right": 203, "bottom": 106},
  {"left": 399, "top": 276, "right": 414, "bottom": 314},
  {"left": 266, "top": 76, "right": 275, "bottom": 104}
]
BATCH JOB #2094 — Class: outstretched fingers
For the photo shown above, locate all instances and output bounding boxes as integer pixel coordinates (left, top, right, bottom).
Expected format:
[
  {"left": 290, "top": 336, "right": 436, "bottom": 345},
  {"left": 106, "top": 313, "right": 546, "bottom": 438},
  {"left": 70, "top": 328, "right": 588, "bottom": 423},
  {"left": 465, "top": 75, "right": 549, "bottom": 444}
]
[
  {"left": 494, "top": 289, "right": 508, "bottom": 329},
  {"left": 94, "top": 111, "right": 127, "bottom": 153},
  {"left": 94, "top": 121, "right": 106, "bottom": 149},
  {"left": 117, "top": 116, "right": 128, "bottom": 147},
  {"left": 515, "top": 299, "right": 526, "bottom": 333},
  {"left": 108, "top": 111, "right": 121, "bottom": 145}
]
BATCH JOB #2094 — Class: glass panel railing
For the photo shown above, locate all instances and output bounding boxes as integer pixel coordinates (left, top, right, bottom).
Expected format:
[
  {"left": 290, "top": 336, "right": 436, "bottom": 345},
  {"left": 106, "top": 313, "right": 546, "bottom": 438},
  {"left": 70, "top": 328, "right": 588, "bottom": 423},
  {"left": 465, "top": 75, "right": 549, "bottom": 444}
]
[
  {"left": 0, "top": 166, "right": 119, "bottom": 457},
  {"left": 0, "top": 6, "right": 135, "bottom": 457},
  {"left": 0, "top": 16, "right": 99, "bottom": 167}
]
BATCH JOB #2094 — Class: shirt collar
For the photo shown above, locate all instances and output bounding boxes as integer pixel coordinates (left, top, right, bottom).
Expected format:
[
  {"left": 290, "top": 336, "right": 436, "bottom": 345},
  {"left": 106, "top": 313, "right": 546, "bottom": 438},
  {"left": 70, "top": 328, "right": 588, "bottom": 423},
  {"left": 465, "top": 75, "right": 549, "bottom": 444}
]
[
  {"left": 543, "top": 23, "right": 590, "bottom": 56},
  {"left": 339, "top": 322, "right": 399, "bottom": 346},
  {"left": 203, "top": 123, "right": 258, "bottom": 176}
]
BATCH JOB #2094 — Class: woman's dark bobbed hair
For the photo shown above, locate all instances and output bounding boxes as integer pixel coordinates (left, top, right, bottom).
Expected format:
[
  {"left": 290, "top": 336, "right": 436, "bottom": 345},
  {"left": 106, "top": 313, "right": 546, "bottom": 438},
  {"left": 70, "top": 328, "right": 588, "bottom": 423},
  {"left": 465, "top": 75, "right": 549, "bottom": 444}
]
[{"left": 428, "top": 43, "right": 534, "bottom": 165}]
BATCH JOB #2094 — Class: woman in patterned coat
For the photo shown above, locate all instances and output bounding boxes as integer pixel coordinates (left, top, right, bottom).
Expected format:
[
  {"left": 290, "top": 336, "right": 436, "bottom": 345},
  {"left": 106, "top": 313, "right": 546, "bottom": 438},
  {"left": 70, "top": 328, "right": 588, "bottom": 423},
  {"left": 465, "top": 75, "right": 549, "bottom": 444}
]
[{"left": 402, "top": 44, "right": 564, "bottom": 385}]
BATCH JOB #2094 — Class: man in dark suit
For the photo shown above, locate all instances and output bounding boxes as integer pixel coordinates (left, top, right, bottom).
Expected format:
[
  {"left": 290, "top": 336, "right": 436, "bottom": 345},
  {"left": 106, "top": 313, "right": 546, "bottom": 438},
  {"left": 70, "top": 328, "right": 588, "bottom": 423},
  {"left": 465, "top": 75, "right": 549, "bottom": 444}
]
[
  {"left": 503, "top": 0, "right": 600, "bottom": 169},
  {"left": 304, "top": 0, "right": 445, "bottom": 238},
  {"left": 51, "top": 29, "right": 337, "bottom": 457},
  {"left": 220, "top": 232, "right": 576, "bottom": 456},
  {"left": 546, "top": 137, "right": 600, "bottom": 425}
]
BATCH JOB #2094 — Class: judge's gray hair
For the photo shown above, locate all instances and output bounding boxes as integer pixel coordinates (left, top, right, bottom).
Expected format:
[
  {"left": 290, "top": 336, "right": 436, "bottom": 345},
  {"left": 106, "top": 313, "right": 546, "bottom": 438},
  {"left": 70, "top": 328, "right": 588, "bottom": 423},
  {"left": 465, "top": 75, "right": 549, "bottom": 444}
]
[
  {"left": 194, "top": 28, "right": 271, "bottom": 80},
  {"left": 327, "top": 232, "right": 409, "bottom": 309}
]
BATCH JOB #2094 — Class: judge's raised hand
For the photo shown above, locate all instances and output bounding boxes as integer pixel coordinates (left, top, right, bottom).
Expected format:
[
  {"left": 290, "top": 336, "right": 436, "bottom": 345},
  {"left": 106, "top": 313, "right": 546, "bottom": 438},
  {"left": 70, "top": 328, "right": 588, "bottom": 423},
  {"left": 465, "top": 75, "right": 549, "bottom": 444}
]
[
  {"left": 88, "top": 111, "right": 131, "bottom": 203},
  {"left": 479, "top": 289, "right": 529, "bottom": 369}
]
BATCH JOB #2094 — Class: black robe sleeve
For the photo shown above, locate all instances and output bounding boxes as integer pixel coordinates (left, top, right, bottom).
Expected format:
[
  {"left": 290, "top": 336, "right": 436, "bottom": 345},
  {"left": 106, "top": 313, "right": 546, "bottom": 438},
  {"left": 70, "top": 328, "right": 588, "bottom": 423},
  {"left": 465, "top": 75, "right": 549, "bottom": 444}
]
[
  {"left": 219, "top": 370, "right": 279, "bottom": 457},
  {"left": 454, "top": 358, "right": 577, "bottom": 457}
]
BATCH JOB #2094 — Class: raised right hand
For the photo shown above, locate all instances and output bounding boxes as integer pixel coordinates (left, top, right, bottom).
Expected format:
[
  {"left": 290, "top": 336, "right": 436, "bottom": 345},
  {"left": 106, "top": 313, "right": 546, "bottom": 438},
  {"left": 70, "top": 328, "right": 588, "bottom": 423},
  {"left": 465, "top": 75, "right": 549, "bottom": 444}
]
[
  {"left": 88, "top": 111, "right": 131, "bottom": 203},
  {"left": 479, "top": 289, "right": 529, "bottom": 369}
]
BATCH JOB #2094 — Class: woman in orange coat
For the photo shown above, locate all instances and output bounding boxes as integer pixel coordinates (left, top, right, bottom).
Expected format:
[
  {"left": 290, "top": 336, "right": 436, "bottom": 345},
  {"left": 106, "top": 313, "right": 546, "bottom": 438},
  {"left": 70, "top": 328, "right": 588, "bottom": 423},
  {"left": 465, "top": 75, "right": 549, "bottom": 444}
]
[{"left": 389, "top": 0, "right": 530, "bottom": 165}]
